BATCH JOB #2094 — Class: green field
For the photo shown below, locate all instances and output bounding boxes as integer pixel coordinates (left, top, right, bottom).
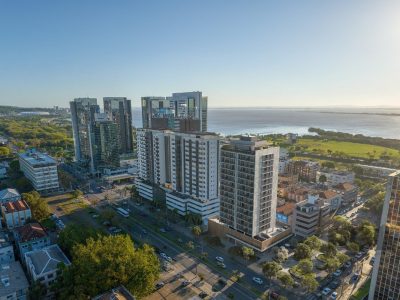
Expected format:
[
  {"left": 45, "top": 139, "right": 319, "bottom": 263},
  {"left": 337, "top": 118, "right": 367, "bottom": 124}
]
[
  {"left": 294, "top": 138, "right": 400, "bottom": 160},
  {"left": 350, "top": 279, "right": 370, "bottom": 300}
]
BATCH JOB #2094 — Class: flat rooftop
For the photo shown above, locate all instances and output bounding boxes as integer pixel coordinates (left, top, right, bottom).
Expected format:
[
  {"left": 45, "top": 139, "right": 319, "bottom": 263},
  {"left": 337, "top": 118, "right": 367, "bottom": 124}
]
[
  {"left": 19, "top": 150, "right": 56, "bottom": 167},
  {"left": 0, "top": 261, "right": 29, "bottom": 297}
]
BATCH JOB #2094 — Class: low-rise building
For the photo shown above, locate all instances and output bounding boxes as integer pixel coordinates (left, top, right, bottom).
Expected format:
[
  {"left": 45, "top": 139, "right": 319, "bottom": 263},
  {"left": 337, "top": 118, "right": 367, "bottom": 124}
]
[
  {"left": 0, "top": 261, "right": 29, "bottom": 300},
  {"left": 355, "top": 164, "right": 397, "bottom": 179},
  {"left": 316, "top": 169, "right": 355, "bottom": 186},
  {"left": 292, "top": 195, "right": 330, "bottom": 238},
  {"left": 276, "top": 202, "right": 295, "bottom": 226},
  {"left": 285, "top": 160, "right": 320, "bottom": 182},
  {"left": 319, "top": 190, "right": 342, "bottom": 211},
  {"left": 0, "top": 232, "right": 15, "bottom": 264},
  {"left": 92, "top": 285, "right": 136, "bottom": 300},
  {"left": 13, "top": 223, "right": 50, "bottom": 259},
  {"left": 1, "top": 201, "right": 31, "bottom": 229},
  {"left": 25, "top": 244, "right": 71, "bottom": 288},
  {"left": 0, "top": 189, "right": 21, "bottom": 204},
  {"left": 19, "top": 149, "right": 59, "bottom": 192},
  {"left": 333, "top": 182, "right": 358, "bottom": 205},
  {"left": 0, "top": 167, "right": 7, "bottom": 180}
]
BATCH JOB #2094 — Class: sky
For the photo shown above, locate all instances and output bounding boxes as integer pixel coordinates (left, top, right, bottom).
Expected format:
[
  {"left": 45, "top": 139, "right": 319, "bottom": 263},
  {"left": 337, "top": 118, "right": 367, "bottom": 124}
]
[{"left": 0, "top": 1, "right": 399, "bottom": 108}]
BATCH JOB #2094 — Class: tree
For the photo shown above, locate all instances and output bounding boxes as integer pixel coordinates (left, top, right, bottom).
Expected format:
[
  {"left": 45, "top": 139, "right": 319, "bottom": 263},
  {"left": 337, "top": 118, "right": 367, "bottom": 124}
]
[
  {"left": 29, "top": 281, "right": 47, "bottom": 300},
  {"left": 301, "top": 274, "right": 318, "bottom": 292},
  {"left": 277, "top": 271, "right": 294, "bottom": 288},
  {"left": 58, "top": 224, "right": 103, "bottom": 257},
  {"left": 297, "top": 259, "right": 313, "bottom": 274},
  {"left": 318, "top": 174, "right": 327, "bottom": 184},
  {"left": 324, "top": 257, "right": 341, "bottom": 273},
  {"left": 0, "top": 146, "right": 10, "bottom": 156},
  {"left": 321, "top": 242, "right": 337, "bottom": 258},
  {"left": 356, "top": 220, "right": 376, "bottom": 246},
  {"left": 322, "top": 161, "right": 335, "bottom": 169},
  {"left": 241, "top": 246, "right": 255, "bottom": 260},
  {"left": 303, "top": 236, "right": 322, "bottom": 252},
  {"left": 100, "top": 208, "right": 117, "bottom": 223},
  {"left": 274, "top": 246, "right": 289, "bottom": 263},
  {"left": 346, "top": 242, "right": 360, "bottom": 253},
  {"left": 364, "top": 192, "right": 385, "bottom": 217},
  {"left": 192, "top": 225, "right": 202, "bottom": 237},
  {"left": 262, "top": 261, "right": 282, "bottom": 280},
  {"left": 294, "top": 243, "right": 312, "bottom": 260},
  {"left": 71, "top": 189, "right": 83, "bottom": 199},
  {"left": 54, "top": 235, "right": 160, "bottom": 299},
  {"left": 186, "top": 241, "right": 194, "bottom": 250},
  {"left": 22, "top": 191, "right": 49, "bottom": 221}
]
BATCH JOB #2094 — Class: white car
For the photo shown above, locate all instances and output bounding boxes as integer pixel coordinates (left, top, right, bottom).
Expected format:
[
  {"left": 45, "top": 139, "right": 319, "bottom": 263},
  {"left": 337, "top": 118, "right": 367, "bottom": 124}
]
[
  {"left": 215, "top": 256, "right": 224, "bottom": 263},
  {"left": 160, "top": 253, "right": 168, "bottom": 259},
  {"left": 355, "top": 252, "right": 363, "bottom": 259},
  {"left": 322, "top": 287, "right": 332, "bottom": 295},
  {"left": 330, "top": 291, "right": 338, "bottom": 299},
  {"left": 217, "top": 262, "right": 226, "bottom": 269},
  {"left": 252, "top": 277, "right": 263, "bottom": 285}
]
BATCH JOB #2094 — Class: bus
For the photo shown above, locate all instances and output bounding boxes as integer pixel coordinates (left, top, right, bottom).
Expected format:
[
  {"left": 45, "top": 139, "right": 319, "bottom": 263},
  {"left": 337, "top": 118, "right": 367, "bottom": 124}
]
[{"left": 116, "top": 207, "right": 129, "bottom": 218}]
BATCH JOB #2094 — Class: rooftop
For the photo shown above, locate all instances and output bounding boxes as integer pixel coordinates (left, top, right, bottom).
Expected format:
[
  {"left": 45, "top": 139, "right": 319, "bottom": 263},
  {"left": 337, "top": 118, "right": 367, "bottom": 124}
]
[
  {"left": 14, "top": 223, "right": 47, "bottom": 243},
  {"left": 92, "top": 286, "right": 136, "bottom": 300},
  {"left": 276, "top": 202, "right": 296, "bottom": 216},
  {"left": 3, "top": 200, "right": 29, "bottom": 214},
  {"left": 0, "top": 261, "right": 29, "bottom": 297},
  {"left": 0, "top": 232, "right": 12, "bottom": 249},
  {"left": 333, "top": 182, "right": 356, "bottom": 192},
  {"left": 0, "top": 189, "right": 20, "bottom": 201},
  {"left": 319, "top": 190, "right": 339, "bottom": 199},
  {"left": 19, "top": 149, "right": 56, "bottom": 167},
  {"left": 25, "top": 244, "right": 71, "bottom": 276}
]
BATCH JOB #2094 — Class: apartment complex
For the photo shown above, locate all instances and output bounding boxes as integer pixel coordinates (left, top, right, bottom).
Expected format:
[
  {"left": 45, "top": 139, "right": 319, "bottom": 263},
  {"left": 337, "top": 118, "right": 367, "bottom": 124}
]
[
  {"left": 103, "top": 97, "right": 134, "bottom": 155},
  {"left": 70, "top": 98, "right": 99, "bottom": 173},
  {"left": 13, "top": 223, "right": 51, "bottom": 259},
  {"left": 19, "top": 150, "right": 59, "bottom": 192},
  {"left": 136, "top": 129, "right": 220, "bottom": 223},
  {"left": 92, "top": 113, "right": 120, "bottom": 171},
  {"left": 292, "top": 194, "right": 330, "bottom": 237},
  {"left": 141, "top": 92, "right": 208, "bottom": 132},
  {"left": 369, "top": 171, "right": 400, "bottom": 300},
  {"left": 219, "top": 136, "right": 279, "bottom": 236},
  {"left": 285, "top": 160, "right": 320, "bottom": 182}
]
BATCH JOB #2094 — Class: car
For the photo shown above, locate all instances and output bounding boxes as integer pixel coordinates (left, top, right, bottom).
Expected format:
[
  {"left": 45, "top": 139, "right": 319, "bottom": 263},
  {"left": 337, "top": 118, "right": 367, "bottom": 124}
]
[
  {"left": 355, "top": 252, "right": 363, "bottom": 259},
  {"left": 270, "top": 292, "right": 281, "bottom": 299},
  {"left": 181, "top": 280, "right": 190, "bottom": 287},
  {"left": 344, "top": 261, "right": 352, "bottom": 268},
  {"left": 370, "top": 256, "right": 375, "bottom": 265},
  {"left": 217, "top": 262, "right": 226, "bottom": 269},
  {"left": 333, "top": 270, "right": 342, "bottom": 277},
  {"left": 142, "top": 229, "right": 147, "bottom": 234},
  {"left": 215, "top": 256, "right": 224, "bottom": 263},
  {"left": 329, "top": 281, "right": 340, "bottom": 290},
  {"left": 218, "top": 278, "right": 227, "bottom": 286},
  {"left": 199, "top": 291, "right": 208, "bottom": 299},
  {"left": 160, "top": 252, "right": 168, "bottom": 259},
  {"left": 252, "top": 277, "right": 263, "bottom": 285},
  {"left": 92, "top": 214, "right": 99, "bottom": 218},
  {"left": 160, "top": 228, "right": 167, "bottom": 233},
  {"left": 331, "top": 291, "right": 338, "bottom": 299},
  {"left": 113, "top": 228, "right": 122, "bottom": 233},
  {"left": 155, "top": 282, "right": 165, "bottom": 289},
  {"left": 351, "top": 272, "right": 361, "bottom": 283},
  {"left": 322, "top": 287, "right": 332, "bottom": 296}
]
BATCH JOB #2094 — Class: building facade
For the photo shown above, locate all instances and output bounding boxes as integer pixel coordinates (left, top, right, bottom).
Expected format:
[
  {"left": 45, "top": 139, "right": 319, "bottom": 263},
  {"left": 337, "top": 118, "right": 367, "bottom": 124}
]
[
  {"left": 1, "top": 200, "right": 31, "bottom": 229},
  {"left": 70, "top": 98, "right": 99, "bottom": 173},
  {"left": 92, "top": 113, "right": 120, "bottom": 171},
  {"left": 141, "top": 92, "right": 208, "bottom": 132},
  {"left": 369, "top": 171, "right": 400, "bottom": 300},
  {"left": 316, "top": 169, "right": 355, "bottom": 186},
  {"left": 13, "top": 223, "right": 51, "bottom": 259},
  {"left": 103, "top": 97, "right": 134, "bottom": 155},
  {"left": 0, "top": 261, "right": 29, "bottom": 300},
  {"left": 136, "top": 129, "right": 220, "bottom": 223},
  {"left": 19, "top": 150, "right": 59, "bottom": 192},
  {"left": 285, "top": 160, "right": 320, "bottom": 182},
  {"left": 219, "top": 136, "right": 279, "bottom": 237}
]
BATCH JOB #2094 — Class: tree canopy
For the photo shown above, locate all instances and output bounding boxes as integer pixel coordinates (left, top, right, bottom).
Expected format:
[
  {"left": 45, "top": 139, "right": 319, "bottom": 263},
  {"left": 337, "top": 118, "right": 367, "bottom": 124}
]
[
  {"left": 294, "top": 243, "right": 312, "bottom": 260},
  {"left": 262, "top": 261, "right": 282, "bottom": 279},
  {"left": 55, "top": 234, "right": 159, "bottom": 299},
  {"left": 22, "top": 191, "right": 49, "bottom": 221}
]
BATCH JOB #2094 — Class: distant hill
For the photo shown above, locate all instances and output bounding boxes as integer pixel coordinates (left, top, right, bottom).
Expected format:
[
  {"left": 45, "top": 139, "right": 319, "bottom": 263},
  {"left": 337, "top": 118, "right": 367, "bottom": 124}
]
[{"left": 0, "top": 105, "right": 53, "bottom": 115}]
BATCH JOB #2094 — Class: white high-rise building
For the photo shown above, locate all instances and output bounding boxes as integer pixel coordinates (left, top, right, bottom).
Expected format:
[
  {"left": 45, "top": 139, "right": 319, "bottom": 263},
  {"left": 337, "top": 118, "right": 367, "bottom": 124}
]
[
  {"left": 19, "top": 149, "right": 59, "bottom": 192},
  {"left": 136, "top": 129, "right": 220, "bottom": 223}
]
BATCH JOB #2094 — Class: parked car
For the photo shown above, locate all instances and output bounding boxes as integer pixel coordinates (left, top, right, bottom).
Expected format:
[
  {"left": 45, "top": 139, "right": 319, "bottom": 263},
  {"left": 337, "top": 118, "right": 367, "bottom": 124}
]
[
  {"left": 215, "top": 256, "right": 224, "bottom": 263},
  {"left": 355, "top": 252, "right": 363, "bottom": 259},
  {"left": 333, "top": 270, "right": 342, "bottom": 277},
  {"left": 252, "top": 277, "right": 263, "bottom": 285},
  {"left": 329, "top": 281, "right": 340, "bottom": 290},
  {"left": 217, "top": 262, "right": 226, "bottom": 269},
  {"left": 155, "top": 282, "right": 165, "bottom": 289},
  {"left": 344, "top": 261, "right": 352, "bottom": 268},
  {"left": 199, "top": 291, "right": 208, "bottom": 298},
  {"left": 181, "top": 280, "right": 190, "bottom": 287},
  {"left": 322, "top": 287, "right": 332, "bottom": 296},
  {"left": 331, "top": 291, "right": 338, "bottom": 299}
]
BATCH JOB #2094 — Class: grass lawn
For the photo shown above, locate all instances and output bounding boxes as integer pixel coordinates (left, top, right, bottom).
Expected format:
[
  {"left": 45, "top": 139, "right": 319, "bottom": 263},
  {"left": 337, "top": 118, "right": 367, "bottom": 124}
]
[
  {"left": 295, "top": 138, "right": 400, "bottom": 160},
  {"left": 350, "top": 278, "right": 370, "bottom": 300}
]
